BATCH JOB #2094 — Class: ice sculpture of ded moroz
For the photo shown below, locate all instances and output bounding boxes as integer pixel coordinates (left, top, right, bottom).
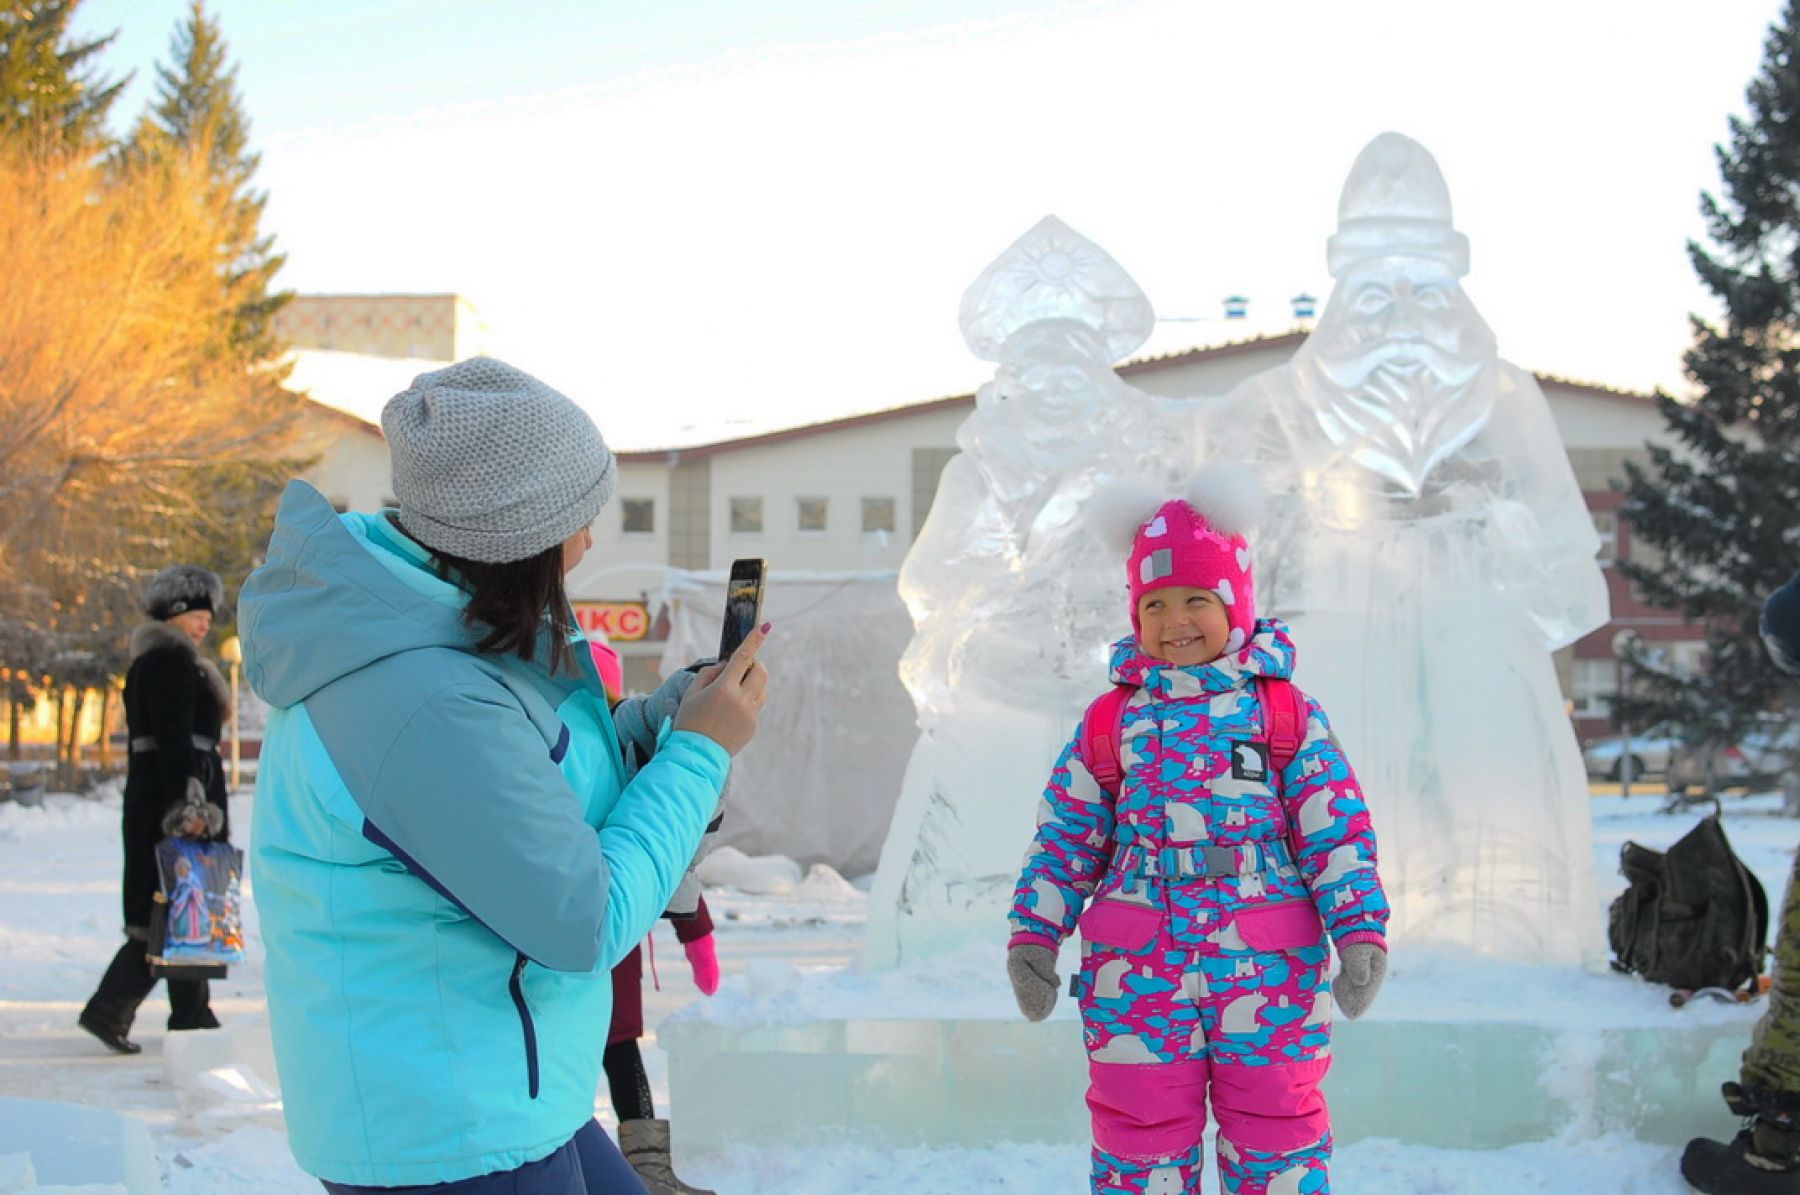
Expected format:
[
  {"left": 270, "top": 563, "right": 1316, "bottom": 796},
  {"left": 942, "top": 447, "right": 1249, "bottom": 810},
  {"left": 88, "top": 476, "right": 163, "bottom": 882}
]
[
  {"left": 864, "top": 217, "right": 1191, "bottom": 968},
  {"left": 1212, "top": 133, "right": 1609, "bottom": 965}
]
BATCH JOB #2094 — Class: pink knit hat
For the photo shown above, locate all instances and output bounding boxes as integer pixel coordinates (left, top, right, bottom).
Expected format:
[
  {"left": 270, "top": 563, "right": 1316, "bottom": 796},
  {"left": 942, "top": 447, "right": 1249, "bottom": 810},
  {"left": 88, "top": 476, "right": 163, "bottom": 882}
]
[{"left": 1104, "top": 466, "right": 1263, "bottom": 657}]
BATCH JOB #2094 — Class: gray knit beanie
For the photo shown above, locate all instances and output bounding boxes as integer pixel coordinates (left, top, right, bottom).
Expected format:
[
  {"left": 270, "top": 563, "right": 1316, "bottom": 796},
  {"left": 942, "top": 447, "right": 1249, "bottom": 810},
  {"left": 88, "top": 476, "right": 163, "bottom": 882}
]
[{"left": 382, "top": 357, "right": 616, "bottom": 564}]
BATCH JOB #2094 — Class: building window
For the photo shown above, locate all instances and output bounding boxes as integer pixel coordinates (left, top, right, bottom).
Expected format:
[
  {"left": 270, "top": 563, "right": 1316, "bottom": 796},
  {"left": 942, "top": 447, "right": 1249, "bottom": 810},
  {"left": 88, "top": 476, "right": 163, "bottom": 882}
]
[
  {"left": 1669, "top": 641, "right": 1709, "bottom": 676},
  {"left": 1571, "top": 658, "right": 1618, "bottom": 718},
  {"left": 621, "top": 497, "right": 655, "bottom": 534},
  {"left": 1592, "top": 509, "right": 1618, "bottom": 565},
  {"left": 730, "top": 497, "right": 763, "bottom": 535},
  {"left": 862, "top": 496, "right": 896, "bottom": 534},
  {"left": 797, "top": 496, "right": 828, "bottom": 534}
]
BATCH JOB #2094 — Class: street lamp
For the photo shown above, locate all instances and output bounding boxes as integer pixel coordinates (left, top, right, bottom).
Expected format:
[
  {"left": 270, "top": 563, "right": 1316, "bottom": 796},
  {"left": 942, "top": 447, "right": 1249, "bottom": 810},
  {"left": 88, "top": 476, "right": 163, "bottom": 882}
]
[
  {"left": 1611, "top": 629, "right": 1642, "bottom": 797},
  {"left": 219, "top": 635, "right": 243, "bottom": 793}
]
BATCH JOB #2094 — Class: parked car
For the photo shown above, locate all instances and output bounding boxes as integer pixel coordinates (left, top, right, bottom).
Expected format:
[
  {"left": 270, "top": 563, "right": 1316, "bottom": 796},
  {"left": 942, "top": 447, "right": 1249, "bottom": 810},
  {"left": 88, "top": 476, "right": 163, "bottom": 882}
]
[
  {"left": 1582, "top": 724, "right": 1679, "bottom": 781},
  {"left": 1666, "top": 720, "right": 1800, "bottom": 795}
]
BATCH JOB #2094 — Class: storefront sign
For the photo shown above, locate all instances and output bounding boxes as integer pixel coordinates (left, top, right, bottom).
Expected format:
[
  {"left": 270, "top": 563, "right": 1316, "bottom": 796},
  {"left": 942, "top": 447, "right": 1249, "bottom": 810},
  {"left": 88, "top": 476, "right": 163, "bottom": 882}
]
[{"left": 573, "top": 601, "right": 651, "bottom": 642}]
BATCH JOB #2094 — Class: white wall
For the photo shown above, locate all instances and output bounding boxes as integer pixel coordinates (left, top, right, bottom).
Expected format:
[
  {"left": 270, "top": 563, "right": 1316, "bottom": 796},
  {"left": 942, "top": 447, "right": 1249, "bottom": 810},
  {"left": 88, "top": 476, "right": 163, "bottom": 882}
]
[
  {"left": 296, "top": 410, "right": 391, "bottom": 513},
  {"left": 704, "top": 406, "right": 969, "bottom": 572},
  {"left": 568, "top": 458, "right": 671, "bottom": 604},
  {"left": 1542, "top": 387, "right": 1669, "bottom": 451}
]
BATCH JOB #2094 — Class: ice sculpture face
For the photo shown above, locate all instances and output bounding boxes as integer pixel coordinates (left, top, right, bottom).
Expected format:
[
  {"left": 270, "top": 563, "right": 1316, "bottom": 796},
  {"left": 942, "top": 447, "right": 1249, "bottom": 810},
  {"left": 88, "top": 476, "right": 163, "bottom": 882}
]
[
  {"left": 1298, "top": 132, "right": 1500, "bottom": 498},
  {"left": 955, "top": 218, "right": 1156, "bottom": 513},
  {"left": 1305, "top": 256, "right": 1498, "bottom": 496},
  {"left": 965, "top": 320, "right": 1120, "bottom": 508}
]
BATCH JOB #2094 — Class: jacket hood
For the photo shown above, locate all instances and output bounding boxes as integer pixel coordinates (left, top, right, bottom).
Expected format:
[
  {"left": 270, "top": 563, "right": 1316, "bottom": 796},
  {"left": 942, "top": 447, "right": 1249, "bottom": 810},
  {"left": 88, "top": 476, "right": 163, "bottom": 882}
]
[
  {"left": 1108, "top": 617, "right": 1296, "bottom": 697},
  {"left": 239, "top": 482, "right": 487, "bottom": 710}
]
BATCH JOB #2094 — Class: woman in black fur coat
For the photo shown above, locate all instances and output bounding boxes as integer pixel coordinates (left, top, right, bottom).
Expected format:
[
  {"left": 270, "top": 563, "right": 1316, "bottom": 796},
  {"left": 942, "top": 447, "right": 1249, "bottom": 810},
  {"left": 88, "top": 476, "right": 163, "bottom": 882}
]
[{"left": 78, "top": 565, "right": 231, "bottom": 1054}]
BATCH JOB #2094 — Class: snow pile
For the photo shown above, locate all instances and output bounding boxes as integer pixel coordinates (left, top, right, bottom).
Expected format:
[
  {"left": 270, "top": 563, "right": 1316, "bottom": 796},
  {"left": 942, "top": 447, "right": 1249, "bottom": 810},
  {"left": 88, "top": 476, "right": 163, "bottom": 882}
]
[
  {"left": 793, "top": 863, "right": 863, "bottom": 904},
  {"left": 697, "top": 847, "right": 804, "bottom": 894},
  {"left": 0, "top": 787, "right": 117, "bottom": 842}
]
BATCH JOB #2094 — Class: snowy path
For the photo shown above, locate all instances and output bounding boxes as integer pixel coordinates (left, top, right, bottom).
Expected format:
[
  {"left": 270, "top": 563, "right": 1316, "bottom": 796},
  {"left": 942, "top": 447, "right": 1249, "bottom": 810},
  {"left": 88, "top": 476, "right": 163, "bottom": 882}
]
[{"left": 0, "top": 785, "right": 1789, "bottom": 1193}]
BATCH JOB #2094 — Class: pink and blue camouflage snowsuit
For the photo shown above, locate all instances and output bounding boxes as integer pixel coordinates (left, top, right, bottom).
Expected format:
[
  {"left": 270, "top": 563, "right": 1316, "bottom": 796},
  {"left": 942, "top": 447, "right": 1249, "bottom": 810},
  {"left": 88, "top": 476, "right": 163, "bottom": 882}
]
[{"left": 1009, "top": 620, "right": 1388, "bottom": 1195}]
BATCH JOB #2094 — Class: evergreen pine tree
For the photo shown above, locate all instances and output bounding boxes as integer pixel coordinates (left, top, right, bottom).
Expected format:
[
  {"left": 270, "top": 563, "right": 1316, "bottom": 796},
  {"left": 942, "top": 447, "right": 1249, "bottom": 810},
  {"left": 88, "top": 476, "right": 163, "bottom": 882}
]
[
  {"left": 134, "top": 0, "right": 290, "bottom": 365},
  {"left": 0, "top": 0, "right": 122, "bottom": 150},
  {"left": 1618, "top": 0, "right": 1800, "bottom": 776}
]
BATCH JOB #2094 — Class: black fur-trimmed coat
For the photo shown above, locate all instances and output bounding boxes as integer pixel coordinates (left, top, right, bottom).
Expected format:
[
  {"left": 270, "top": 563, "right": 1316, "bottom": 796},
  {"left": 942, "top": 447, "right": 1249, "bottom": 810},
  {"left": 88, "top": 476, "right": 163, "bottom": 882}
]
[{"left": 120, "top": 621, "right": 231, "bottom": 930}]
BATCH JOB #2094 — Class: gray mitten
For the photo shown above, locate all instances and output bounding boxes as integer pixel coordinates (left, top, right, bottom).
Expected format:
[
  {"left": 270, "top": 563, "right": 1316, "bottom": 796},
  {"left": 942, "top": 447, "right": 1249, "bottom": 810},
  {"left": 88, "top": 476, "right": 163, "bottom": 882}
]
[
  {"left": 613, "top": 667, "right": 700, "bottom": 778},
  {"left": 1006, "top": 943, "right": 1060, "bottom": 1022},
  {"left": 1332, "top": 942, "right": 1387, "bottom": 1020}
]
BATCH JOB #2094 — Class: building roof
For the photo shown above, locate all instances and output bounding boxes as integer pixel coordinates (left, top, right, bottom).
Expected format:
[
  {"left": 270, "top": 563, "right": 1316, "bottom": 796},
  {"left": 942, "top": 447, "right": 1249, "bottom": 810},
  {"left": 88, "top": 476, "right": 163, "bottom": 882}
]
[
  {"left": 281, "top": 348, "right": 451, "bottom": 428},
  {"left": 616, "top": 331, "right": 1656, "bottom": 462},
  {"left": 294, "top": 395, "right": 384, "bottom": 438}
]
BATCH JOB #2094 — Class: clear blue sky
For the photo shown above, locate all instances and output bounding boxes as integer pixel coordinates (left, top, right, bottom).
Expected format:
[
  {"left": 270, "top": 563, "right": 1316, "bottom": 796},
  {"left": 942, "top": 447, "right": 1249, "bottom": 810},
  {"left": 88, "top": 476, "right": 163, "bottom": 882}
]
[{"left": 77, "top": 0, "right": 1782, "bottom": 448}]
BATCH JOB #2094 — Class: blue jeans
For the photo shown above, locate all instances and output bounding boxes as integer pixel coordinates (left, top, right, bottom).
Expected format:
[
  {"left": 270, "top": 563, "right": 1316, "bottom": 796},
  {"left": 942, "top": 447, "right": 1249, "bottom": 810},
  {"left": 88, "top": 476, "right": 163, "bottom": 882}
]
[{"left": 320, "top": 1120, "right": 647, "bottom": 1195}]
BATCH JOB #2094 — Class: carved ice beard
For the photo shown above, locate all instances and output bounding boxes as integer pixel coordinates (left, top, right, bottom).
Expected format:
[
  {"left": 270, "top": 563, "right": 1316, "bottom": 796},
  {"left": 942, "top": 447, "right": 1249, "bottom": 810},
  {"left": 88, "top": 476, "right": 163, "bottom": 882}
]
[{"left": 1302, "top": 280, "right": 1499, "bottom": 497}]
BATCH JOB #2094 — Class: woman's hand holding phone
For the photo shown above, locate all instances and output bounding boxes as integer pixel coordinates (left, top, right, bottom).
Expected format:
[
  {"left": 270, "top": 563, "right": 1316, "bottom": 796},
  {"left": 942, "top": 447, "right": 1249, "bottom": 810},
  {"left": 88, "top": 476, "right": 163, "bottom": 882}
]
[{"left": 674, "top": 623, "right": 770, "bottom": 756}]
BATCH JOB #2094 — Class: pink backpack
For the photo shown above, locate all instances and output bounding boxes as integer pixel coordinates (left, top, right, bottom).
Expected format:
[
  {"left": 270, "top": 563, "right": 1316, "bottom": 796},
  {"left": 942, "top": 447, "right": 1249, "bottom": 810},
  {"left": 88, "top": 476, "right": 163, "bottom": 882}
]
[{"left": 1080, "top": 676, "right": 1306, "bottom": 797}]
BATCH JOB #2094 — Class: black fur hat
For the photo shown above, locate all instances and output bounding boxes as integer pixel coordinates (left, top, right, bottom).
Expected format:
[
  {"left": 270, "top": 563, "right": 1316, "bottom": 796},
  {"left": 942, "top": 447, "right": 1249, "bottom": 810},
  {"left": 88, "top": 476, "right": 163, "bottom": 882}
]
[{"left": 143, "top": 564, "right": 225, "bottom": 621}]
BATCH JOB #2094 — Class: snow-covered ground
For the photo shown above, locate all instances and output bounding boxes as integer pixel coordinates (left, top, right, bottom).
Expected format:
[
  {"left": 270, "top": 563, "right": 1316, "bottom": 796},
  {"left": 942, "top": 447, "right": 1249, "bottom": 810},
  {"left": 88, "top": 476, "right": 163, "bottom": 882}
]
[{"left": 0, "top": 783, "right": 1791, "bottom": 1193}]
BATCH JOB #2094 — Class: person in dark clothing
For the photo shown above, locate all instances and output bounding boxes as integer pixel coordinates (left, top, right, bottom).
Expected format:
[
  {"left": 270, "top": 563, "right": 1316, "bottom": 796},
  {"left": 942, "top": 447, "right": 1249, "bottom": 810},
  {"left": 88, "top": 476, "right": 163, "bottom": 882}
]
[
  {"left": 79, "top": 564, "right": 231, "bottom": 1054},
  {"left": 1683, "top": 568, "right": 1800, "bottom": 1193},
  {"left": 605, "top": 897, "right": 721, "bottom": 1195}
]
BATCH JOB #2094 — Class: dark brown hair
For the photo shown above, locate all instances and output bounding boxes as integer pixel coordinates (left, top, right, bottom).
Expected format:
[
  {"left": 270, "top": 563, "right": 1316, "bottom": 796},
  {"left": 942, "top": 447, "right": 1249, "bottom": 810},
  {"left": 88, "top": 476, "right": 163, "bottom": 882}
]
[{"left": 434, "top": 543, "right": 577, "bottom": 674}]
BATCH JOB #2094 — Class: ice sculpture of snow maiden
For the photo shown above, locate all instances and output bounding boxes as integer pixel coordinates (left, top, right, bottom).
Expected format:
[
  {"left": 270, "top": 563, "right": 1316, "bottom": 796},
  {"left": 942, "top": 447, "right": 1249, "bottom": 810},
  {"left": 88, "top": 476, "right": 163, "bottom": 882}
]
[
  {"left": 1210, "top": 133, "right": 1609, "bottom": 965},
  {"left": 865, "top": 217, "right": 1192, "bottom": 967}
]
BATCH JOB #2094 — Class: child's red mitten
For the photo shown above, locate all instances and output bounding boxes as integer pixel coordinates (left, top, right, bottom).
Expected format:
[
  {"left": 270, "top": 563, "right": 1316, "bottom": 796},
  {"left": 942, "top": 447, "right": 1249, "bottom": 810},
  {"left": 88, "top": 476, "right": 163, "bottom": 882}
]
[{"left": 684, "top": 934, "right": 721, "bottom": 996}]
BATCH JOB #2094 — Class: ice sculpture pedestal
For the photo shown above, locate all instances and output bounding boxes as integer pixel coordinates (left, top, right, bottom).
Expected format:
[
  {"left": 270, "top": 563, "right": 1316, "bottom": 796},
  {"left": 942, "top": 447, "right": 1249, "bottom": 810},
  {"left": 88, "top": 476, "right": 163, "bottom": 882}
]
[
  {"left": 663, "top": 951, "right": 1751, "bottom": 1152},
  {"left": 0, "top": 1098, "right": 159, "bottom": 1194}
]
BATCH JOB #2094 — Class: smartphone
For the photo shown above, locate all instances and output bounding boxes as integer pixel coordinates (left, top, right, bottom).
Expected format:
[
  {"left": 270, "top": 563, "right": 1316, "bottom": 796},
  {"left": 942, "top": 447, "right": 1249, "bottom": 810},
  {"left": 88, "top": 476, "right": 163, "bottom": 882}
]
[{"left": 718, "top": 557, "right": 766, "bottom": 660}]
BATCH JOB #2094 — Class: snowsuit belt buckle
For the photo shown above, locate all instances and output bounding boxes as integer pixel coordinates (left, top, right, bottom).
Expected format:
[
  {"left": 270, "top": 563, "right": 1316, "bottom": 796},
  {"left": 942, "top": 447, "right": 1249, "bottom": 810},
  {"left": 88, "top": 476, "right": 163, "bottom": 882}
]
[{"left": 1201, "top": 844, "right": 1246, "bottom": 878}]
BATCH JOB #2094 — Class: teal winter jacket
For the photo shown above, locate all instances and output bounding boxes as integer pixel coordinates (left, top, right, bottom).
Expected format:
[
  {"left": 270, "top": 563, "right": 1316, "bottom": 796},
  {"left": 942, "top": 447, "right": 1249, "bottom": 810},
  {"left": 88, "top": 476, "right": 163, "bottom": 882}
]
[{"left": 240, "top": 482, "right": 728, "bottom": 1186}]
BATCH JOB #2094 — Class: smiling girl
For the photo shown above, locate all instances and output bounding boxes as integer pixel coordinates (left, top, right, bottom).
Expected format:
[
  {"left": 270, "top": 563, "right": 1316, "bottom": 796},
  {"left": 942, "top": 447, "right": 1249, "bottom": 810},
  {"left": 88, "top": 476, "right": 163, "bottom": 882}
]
[{"left": 1005, "top": 467, "right": 1389, "bottom": 1195}]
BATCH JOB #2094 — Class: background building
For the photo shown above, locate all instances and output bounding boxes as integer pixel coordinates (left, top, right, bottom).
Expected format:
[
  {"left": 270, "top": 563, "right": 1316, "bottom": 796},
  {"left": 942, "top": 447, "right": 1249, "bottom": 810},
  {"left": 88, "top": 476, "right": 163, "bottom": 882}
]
[
  {"left": 275, "top": 293, "right": 488, "bottom": 362},
  {"left": 282, "top": 298, "right": 1691, "bottom": 735}
]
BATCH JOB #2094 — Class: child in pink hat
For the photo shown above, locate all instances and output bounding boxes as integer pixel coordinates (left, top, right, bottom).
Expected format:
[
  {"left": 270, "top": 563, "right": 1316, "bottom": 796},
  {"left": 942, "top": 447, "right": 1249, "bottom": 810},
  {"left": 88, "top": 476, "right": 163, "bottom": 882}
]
[{"left": 1007, "top": 466, "right": 1390, "bottom": 1195}]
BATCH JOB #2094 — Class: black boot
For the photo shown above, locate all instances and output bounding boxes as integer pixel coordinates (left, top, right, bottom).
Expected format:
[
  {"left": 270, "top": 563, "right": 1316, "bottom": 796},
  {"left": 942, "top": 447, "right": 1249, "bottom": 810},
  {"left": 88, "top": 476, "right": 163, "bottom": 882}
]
[
  {"left": 77, "top": 1005, "right": 141, "bottom": 1055},
  {"left": 1682, "top": 1128, "right": 1800, "bottom": 1193},
  {"left": 1684, "top": 1089, "right": 1800, "bottom": 1195}
]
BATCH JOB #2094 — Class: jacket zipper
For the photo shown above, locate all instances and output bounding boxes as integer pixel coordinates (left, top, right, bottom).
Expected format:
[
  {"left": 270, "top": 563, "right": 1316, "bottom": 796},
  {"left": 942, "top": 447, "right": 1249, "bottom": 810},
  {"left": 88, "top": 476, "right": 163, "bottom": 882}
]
[{"left": 509, "top": 953, "right": 540, "bottom": 1099}]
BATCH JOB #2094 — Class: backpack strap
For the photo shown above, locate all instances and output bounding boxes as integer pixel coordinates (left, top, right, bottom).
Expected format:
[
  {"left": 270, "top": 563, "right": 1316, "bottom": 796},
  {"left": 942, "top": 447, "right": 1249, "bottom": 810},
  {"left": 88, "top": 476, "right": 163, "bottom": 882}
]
[
  {"left": 1256, "top": 676, "right": 1307, "bottom": 775},
  {"left": 1079, "top": 684, "right": 1136, "bottom": 796},
  {"left": 1081, "top": 678, "right": 1305, "bottom": 797}
]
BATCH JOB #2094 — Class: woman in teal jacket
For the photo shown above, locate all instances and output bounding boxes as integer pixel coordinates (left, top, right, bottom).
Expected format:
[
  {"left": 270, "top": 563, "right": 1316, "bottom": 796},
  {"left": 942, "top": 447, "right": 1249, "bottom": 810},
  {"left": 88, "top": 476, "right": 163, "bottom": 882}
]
[{"left": 241, "top": 358, "right": 767, "bottom": 1193}]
